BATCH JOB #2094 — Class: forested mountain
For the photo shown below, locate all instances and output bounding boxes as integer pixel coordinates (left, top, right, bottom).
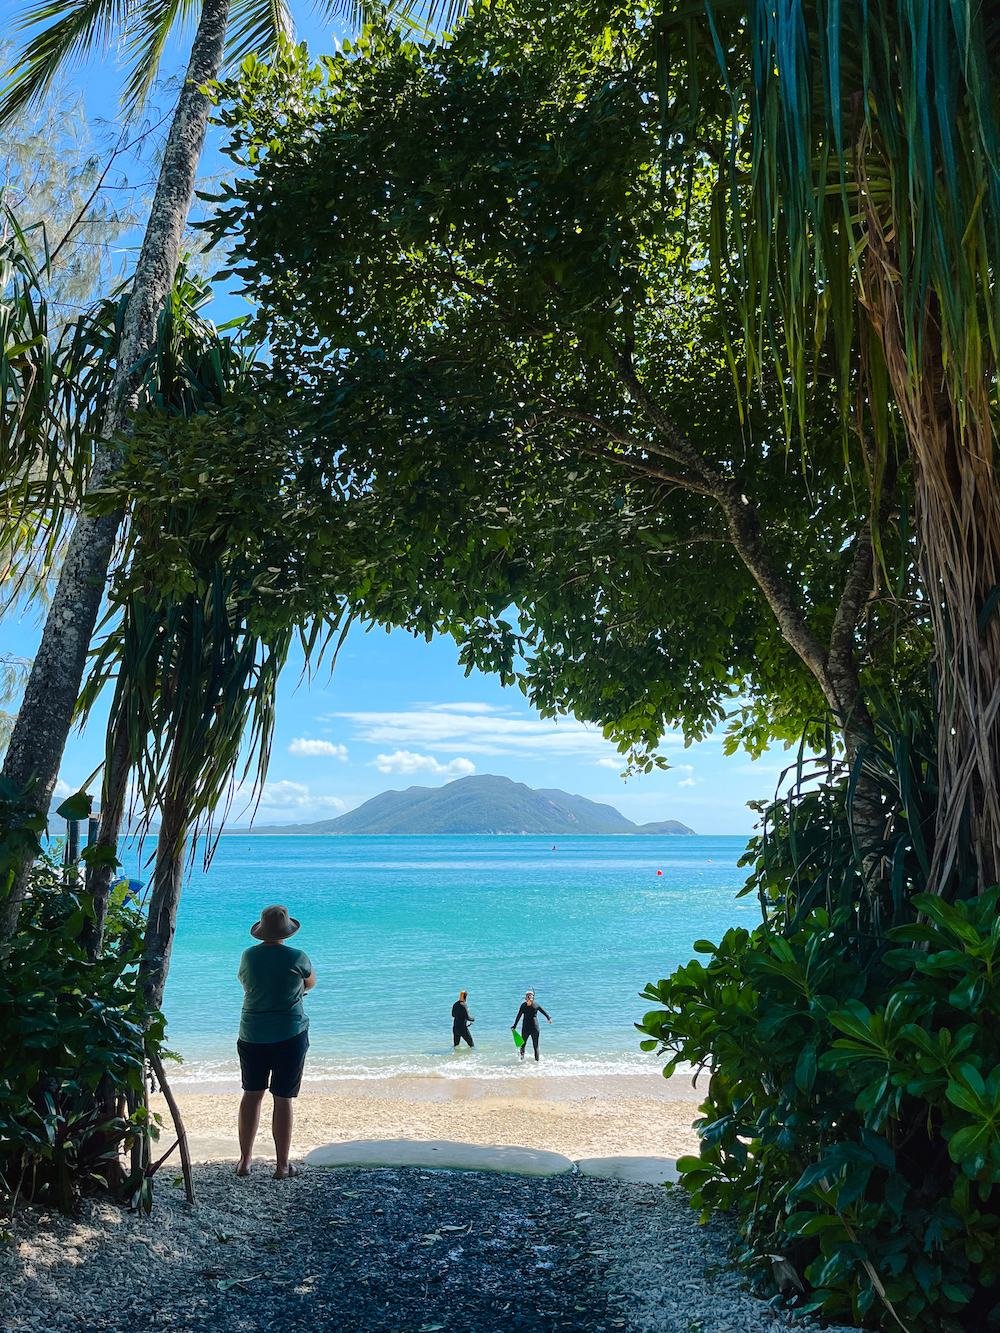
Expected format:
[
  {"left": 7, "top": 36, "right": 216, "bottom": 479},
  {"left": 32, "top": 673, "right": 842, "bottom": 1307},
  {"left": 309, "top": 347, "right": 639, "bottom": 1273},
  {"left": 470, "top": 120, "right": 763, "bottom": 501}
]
[{"left": 229, "top": 774, "right": 696, "bottom": 835}]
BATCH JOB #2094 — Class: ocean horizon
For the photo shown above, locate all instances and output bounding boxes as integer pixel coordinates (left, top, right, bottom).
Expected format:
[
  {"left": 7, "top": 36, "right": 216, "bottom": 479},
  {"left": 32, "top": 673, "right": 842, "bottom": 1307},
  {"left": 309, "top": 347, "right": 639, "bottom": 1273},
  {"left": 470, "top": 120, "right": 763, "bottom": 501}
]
[{"left": 151, "top": 833, "right": 758, "bottom": 1087}]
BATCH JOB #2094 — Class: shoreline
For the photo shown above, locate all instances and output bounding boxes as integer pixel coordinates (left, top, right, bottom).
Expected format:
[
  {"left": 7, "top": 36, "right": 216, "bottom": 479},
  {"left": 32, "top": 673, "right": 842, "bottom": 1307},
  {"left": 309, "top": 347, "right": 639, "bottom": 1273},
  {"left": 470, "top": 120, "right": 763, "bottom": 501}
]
[
  {"left": 151, "top": 1078, "right": 702, "bottom": 1163},
  {"left": 162, "top": 1070, "right": 705, "bottom": 1101}
]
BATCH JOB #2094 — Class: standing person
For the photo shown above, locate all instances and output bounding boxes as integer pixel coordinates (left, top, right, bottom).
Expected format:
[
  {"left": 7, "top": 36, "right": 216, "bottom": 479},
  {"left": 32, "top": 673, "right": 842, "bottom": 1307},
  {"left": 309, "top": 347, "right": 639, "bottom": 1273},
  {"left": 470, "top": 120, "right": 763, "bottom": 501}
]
[
  {"left": 511, "top": 989, "right": 552, "bottom": 1062},
  {"left": 236, "top": 905, "right": 316, "bottom": 1179},
  {"left": 452, "top": 990, "right": 475, "bottom": 1049}
]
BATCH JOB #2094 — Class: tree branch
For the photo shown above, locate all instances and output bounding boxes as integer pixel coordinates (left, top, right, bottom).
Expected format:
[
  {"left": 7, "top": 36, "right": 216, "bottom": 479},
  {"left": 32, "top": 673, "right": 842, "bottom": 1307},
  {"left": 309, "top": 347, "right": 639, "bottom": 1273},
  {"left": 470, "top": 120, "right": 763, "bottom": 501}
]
[
  {"left": 604, "top": 345, "right": 840, "bottom": 709},
  {"left": 571, "top": 437, "right": 716, "bottom": 495},
  {"left": 827, "top": 446, "right": 901, "bottom": 750}
]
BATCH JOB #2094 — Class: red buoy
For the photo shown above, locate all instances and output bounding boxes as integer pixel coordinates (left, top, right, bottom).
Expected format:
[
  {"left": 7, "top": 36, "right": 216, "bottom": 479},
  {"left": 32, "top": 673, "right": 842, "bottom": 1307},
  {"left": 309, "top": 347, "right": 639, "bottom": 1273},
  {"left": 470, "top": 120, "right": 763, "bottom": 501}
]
[{"left": 657, "top": 869, "right": 662, "bottom": 876}]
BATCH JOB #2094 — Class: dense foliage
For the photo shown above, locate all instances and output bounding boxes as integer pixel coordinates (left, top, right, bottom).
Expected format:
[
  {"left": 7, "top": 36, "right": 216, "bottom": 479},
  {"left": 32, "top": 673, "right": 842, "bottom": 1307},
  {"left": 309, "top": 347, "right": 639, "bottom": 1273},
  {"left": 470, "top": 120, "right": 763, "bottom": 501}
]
[
  {"left": 660, "top": 0, "right": 1000, "bottom": 898},
  {"left": 0, "top": 785, "right": 162, "bottom": 1213},
  {"left": 203, "top": 1, "right": 925, "bottom": 765},
  {"left": 638, "top": 720, "right": 1000, "bottom": 1330}
]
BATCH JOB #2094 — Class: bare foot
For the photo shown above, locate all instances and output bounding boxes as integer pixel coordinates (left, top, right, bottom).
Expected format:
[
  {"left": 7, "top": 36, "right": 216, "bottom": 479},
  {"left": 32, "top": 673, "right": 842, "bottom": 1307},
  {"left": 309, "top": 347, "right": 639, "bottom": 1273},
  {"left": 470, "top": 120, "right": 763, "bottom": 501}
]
[
  {"left": 273, "top": 1164, "right": 301, "bottom": 1180},
  {"left": 235, "top": 1160, "right": 252, "bottom": 1177}
]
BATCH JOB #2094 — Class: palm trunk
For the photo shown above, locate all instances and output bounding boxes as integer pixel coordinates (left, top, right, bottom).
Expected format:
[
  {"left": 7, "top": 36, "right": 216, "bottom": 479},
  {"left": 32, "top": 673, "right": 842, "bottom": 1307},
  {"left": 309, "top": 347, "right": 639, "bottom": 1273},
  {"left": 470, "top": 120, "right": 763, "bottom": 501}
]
[
  {"left": 898, "top": 350, "right": 1000, "bottom": 894},
  {"left": 83, "top": 710, "right": 132, "bottom": 961},
  {"left": 863, "top": 230, "right": 1000, "bottom": 895},
  {"left": 141, "top": 769, "right": 192, "bottom": 1012},
  {"left": 0, "top": 0, "right": 231, "bottom": 941}
]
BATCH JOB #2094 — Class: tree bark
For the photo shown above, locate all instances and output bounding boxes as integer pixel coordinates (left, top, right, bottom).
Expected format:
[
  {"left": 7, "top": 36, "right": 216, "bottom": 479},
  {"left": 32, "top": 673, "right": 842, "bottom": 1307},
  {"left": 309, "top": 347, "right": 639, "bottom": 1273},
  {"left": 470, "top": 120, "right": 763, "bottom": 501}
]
[
  {"left": 0, "top": 0, "right": 231, "bottom": 942},
  {"left": 607, "top": 346, "right": 884, "bottom": 732},
  {"left": 148, "top": 1050, "right": 195, "bottom": 1205},
  {"left": 592, "top": 347, "right": 893, "bottom": 871},
  {"left": 141, "top": 771, "right": 191, "bottom": 1013},
  {"left": 863, "top": 250, "right": 1000, "bottom": 895},
  {"left": 82, "top": 710, "right": 132, "bottom": 961}
]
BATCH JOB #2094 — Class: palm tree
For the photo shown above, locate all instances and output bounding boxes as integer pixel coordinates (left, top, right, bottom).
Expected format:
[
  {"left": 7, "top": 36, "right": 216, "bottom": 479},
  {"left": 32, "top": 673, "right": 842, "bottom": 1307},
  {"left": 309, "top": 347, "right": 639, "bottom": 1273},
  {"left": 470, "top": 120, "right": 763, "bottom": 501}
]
[
  {"left": 0, "top": 0, "right": 462, "bottom": 939},
  {"left": 664, "top": 0, "right": 1000, "bottom": 895},
  {"left": 77, "top": 273, "right": 307, "bottom": 988}
]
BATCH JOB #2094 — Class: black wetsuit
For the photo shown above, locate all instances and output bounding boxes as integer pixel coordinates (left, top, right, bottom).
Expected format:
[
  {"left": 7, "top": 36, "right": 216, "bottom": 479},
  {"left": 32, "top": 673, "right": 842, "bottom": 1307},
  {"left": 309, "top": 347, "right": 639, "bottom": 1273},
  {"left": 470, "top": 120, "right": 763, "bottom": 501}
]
[
  {"left": 513, "top": 1001, "right": 550, "bottom": 1061},
  {"left": 452, "top": 1000, "right": 474, "bottom": 1048}
]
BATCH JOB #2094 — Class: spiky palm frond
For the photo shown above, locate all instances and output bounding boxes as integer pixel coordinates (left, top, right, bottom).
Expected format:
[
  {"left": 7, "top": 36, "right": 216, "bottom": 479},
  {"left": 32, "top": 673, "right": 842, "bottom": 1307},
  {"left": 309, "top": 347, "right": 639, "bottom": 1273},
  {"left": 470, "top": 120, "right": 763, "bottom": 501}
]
[
  {"left": 0, "top": 0, "right": 134, "bottom": 125},
  {"left": 389, "top": 0, "right": 468, "bottom": 36},
  {"left": 225, "top": 0, "right": 293, "bottom": 68},
  {"left": 665, "top": 0, "right": 1000, "bottom": 892},
  {"left": 119, "top": 0, "right": 204, "bottom": 111},
  {"left": 1, "top": 0, "right": 469, "bottom": 127},
  {"left": 97, "top": 569, "right": 293, "bottom": 848},
  {"left": 0, "top": 212, "right": 55, "bottom": 476},
  {"left": 0, "top": 205, "right": 126, "bottom": 596},
  {"left": 78, "top": 272, "right": 313, "bottom": 853}
]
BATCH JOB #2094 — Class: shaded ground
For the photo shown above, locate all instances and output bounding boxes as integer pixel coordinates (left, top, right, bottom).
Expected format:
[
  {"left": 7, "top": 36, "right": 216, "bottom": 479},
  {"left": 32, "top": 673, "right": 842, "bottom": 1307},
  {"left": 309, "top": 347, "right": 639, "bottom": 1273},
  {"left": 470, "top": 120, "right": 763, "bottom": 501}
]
[{"left": 1, "top": 1163, "right": 828, "bottom": 1333}]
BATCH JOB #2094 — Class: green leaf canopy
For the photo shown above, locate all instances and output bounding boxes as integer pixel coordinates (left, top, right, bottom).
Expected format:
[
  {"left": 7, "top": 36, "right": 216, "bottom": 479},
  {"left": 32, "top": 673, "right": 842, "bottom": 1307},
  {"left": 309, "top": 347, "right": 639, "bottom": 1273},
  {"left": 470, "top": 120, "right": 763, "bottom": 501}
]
[{"left": 200, "top": 0, "right": 925, "bottom": 764}]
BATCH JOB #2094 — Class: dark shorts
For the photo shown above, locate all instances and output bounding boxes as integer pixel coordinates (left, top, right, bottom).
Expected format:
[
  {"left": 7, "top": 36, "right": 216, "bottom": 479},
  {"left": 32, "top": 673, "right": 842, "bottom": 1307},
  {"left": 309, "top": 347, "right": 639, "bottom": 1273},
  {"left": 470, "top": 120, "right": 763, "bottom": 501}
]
[{"left": 237, "top": 1029, "right": 309, "bottom": 1098}]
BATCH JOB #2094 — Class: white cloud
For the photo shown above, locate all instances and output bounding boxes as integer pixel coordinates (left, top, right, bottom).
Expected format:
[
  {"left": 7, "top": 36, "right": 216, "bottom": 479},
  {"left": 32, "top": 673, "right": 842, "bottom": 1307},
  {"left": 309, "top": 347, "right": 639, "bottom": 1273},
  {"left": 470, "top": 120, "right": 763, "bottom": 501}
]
[
  {"left": 424, "top": 702, "right": 499, "bottom": 714},
  {"left": 288, "top": 738, "right": 348, "bottom": 760},
  {"left": 328, "top": 703, "right": 655, "bottom": 761},
  {"left": 678, "top": 777, "right": 697, "bottom": 787},
  {"left": 231, "top": 780, "right": 347, "bottom": 821},
  {"left": 372, "top": 751, "right": 476, "bottom": 777},
  {"left": 596, "top": 758, "right": 620, "bottom": 769},
  {"left": 257, "top": 781, "right": 346, "bottom": 811},
  {"left": 53, "top": 779, "right": 75, "bottom": 800}
]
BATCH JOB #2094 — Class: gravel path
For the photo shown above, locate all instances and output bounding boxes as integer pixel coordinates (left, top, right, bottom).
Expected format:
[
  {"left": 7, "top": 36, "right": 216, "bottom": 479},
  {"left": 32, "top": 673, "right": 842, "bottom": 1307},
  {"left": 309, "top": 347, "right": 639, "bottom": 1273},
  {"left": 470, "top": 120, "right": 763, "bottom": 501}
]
[{"left": 1, "top": 1164, "right": 848, "bottom": 1333}]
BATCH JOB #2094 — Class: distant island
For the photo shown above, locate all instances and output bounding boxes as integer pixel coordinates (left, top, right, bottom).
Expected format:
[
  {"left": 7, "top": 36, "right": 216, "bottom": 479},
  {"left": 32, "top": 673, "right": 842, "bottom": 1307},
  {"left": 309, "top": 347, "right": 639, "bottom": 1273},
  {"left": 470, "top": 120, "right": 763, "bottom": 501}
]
[{"left": 225, "top": 773, "right": 696, "bottom": 836}]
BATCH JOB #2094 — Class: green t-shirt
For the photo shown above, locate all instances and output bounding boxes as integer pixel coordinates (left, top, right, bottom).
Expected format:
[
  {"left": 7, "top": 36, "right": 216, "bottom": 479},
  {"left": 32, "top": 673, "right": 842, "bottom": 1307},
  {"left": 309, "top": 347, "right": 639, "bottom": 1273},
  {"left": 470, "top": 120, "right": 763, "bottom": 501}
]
[{"left": 238, "top": 943, "right": 312, "bottom": 1044}]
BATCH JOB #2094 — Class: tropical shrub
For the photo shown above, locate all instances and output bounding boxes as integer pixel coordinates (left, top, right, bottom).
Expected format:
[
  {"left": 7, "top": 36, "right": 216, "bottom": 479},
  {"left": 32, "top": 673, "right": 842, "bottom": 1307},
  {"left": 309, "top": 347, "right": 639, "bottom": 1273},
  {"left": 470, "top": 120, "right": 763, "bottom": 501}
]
[
  {"left": 0, "top": 835, "right": 163, "bottom": 1214},
  {"left": 639, "top": 721, "right": 1000, "bottom": 1331}
]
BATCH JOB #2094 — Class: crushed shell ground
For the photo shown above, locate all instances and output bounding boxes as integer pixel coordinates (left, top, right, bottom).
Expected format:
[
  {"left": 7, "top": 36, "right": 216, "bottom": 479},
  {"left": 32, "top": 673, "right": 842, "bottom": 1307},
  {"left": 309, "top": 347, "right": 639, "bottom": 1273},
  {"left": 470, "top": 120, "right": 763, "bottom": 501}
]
[{"left": 1, "top": 1161, "right": 859, "bottom": 1333}]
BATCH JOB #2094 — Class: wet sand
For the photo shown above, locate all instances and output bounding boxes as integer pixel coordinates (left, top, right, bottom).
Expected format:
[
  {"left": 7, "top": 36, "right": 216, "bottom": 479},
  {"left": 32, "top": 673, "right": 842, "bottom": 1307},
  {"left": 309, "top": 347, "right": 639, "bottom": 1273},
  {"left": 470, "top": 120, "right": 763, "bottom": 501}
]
[{"left": 151, "top": 1072, "right": 703, "bottom": 1163}]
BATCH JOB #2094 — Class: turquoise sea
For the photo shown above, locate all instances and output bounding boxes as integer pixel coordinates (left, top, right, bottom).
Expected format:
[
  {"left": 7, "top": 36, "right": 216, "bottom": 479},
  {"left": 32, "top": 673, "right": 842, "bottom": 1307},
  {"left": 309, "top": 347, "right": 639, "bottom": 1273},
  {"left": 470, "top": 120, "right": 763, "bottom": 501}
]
[{"left": 152, "top": 834, "right": 758, "bottom": 1086}]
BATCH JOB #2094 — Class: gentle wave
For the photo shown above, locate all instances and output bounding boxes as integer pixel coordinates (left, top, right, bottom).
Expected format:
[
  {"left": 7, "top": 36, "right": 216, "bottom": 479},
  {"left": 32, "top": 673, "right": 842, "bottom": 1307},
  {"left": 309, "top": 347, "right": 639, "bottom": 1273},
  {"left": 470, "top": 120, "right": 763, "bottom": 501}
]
[
  {"left": 160, "top": 833, "right": 748, "bottom": 1090},
  {"left": 167, "top": 1047, "right": 677, "bottom": 1086}
]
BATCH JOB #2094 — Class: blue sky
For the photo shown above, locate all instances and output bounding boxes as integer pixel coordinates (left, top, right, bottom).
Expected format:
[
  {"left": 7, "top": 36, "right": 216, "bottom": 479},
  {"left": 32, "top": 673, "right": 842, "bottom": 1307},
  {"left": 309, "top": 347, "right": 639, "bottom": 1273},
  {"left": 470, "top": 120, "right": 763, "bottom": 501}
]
[
  {"left": 2, "top": 0, "right": 787, "bottom": 836},
  {"left": 7, "top": 609, "right": 785, "bottom": 834}
]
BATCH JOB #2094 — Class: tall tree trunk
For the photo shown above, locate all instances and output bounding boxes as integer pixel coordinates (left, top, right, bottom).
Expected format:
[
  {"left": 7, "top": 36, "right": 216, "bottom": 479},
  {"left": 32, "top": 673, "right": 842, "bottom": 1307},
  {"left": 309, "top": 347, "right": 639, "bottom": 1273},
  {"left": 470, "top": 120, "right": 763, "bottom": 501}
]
[
  {"left": 82, "top": 710, "right": 132, "bottom": 961},
  {"left": 0, "top": 0, "right": 231, "bottom": 941},
  {"left": 140, "top": 772, "right": 191, "bottom": 1013},
  {"left": 863, "top": 236, "right": 1000, "bottom": 895},
  {"left": 607, "top": 347, "right": 892, "bottom": 871}
]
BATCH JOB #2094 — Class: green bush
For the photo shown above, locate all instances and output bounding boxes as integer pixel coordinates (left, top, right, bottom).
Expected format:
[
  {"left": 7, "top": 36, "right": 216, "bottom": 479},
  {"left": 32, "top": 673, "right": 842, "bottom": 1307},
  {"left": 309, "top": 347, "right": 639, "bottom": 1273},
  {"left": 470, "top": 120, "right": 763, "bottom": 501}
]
[
  {"left": 0, "top": 852, "right": 164, "bottom": 1214},
  {"left": 639, "top": 726, "right": 1000, "bottom": 1331}
]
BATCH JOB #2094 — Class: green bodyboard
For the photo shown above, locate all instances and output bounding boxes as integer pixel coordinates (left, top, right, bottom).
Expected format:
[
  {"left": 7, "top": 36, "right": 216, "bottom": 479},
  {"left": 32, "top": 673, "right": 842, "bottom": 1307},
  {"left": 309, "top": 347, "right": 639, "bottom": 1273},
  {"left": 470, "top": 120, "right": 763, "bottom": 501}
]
[{"left": 512, "top": 1030, "right": 525, "bottom": 1048}]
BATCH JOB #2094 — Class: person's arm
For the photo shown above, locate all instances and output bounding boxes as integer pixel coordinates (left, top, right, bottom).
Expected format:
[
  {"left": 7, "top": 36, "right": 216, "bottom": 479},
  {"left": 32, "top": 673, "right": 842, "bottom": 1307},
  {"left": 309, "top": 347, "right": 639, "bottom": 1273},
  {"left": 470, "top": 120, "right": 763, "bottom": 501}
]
[
  {"left": 304, "top": 969, "right": 317, "bottom": 991},
  {"left": 538, "top": 1006, "right": 552, "bottom": 1023},
  {"left": 511, "top": 1002, "right": 526, "bottom": 1028}
]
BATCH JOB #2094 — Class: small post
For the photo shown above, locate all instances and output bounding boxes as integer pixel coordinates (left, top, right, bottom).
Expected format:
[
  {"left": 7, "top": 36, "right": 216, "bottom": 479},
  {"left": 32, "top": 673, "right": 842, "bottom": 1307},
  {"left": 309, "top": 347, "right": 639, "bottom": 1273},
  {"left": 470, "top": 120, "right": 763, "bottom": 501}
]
[
  {"left": 85, "top": 815, "right": 99, "bottom": 890},
  {"left": 149, "top": 1051, "right": 195, "bottom": 1205},
  {"left": 66, "top": 819, "right": 81, "bottom": 864}
]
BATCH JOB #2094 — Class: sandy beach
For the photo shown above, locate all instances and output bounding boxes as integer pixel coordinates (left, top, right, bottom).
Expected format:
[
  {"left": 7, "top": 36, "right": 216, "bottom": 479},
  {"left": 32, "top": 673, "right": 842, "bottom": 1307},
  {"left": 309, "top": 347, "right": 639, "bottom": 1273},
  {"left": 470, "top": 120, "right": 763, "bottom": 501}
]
[{"left": 152, "top": 1072, "right": 703, "bottom": 1163}]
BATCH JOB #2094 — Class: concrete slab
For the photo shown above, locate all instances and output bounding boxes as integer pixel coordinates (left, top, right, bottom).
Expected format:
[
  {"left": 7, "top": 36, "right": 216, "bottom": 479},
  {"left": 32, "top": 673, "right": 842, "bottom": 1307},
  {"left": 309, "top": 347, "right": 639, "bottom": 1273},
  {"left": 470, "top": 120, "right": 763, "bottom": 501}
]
[
  {"left": 575, "top": 1156, "right": 680, "bottom": 1185},
  {"left": 185, "top": 1135, "right": 242, "bottom": 1161},
  {"left": 304, "top": 1138, "right": 573, "bottom": 1177}
]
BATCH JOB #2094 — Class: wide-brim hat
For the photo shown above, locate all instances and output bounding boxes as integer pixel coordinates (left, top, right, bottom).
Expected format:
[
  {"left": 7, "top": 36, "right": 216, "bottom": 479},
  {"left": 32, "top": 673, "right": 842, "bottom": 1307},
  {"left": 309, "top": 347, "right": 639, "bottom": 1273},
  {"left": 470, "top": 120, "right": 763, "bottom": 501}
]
[{"left": 250, "top": 904, "right": 301, "bottom": 940}]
